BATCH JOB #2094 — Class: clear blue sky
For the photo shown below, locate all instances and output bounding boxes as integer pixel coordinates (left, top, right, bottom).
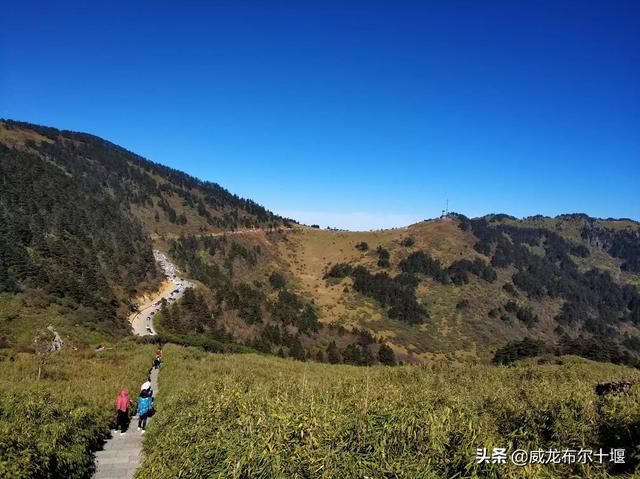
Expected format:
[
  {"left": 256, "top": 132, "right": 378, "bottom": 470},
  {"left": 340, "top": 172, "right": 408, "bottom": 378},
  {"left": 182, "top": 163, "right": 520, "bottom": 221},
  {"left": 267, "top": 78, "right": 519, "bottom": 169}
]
[{"left": 2, "top": 1, "right": 638, "bottom": 230}]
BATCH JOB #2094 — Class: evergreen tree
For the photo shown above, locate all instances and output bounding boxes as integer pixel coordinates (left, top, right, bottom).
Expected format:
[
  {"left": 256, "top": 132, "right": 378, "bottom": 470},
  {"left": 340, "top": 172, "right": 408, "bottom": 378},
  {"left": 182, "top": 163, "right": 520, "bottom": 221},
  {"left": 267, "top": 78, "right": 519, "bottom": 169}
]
[
  {"left": 378, "top": 343, "right": 396, "bottom": 366},
  {"left": 343, "top": 343, "right": 362, "bottom": 365},
  {"left": 289, "top": 336, "right": 307, "bottom": 361},
  {"left": 326, "top": 341, "right": 341, "bottom": 364}
]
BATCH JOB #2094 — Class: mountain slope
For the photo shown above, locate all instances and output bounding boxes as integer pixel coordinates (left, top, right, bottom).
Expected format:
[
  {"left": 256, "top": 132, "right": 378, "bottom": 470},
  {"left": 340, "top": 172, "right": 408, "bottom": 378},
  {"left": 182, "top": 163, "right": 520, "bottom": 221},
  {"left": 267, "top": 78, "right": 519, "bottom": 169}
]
[
  {"left": 1, "top": 119, "right": 639, "bottom": 369},
  {"left": 160, "top": 212, "right": 640, "bottom": 366},
  {"left": 0, "top": 120, "right": 291, "bottom": 235},
  {"left": 0, "top": 119, "right": 289, "bottom": 346}
]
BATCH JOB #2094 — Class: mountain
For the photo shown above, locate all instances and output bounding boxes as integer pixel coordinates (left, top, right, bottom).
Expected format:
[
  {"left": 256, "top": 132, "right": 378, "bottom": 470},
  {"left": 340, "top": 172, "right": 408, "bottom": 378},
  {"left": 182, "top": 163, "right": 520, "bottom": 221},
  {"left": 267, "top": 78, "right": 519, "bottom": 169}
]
[
  {"left": 162, "top": 213, "right": 640, "bottom": 366},
  {"left": 0, "top": 119, "right": 289, "bottom": 346},
  {"left": 1, "top": 119, "right": 639, "bottom": 368}
]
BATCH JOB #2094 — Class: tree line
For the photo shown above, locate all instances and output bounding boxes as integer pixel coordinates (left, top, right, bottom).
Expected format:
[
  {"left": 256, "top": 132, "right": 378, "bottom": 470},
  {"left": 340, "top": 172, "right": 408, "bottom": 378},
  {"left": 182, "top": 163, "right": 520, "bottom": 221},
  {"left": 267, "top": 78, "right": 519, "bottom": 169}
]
[{"left": 456, "top": 214, "right": 640, "bottom": 366}]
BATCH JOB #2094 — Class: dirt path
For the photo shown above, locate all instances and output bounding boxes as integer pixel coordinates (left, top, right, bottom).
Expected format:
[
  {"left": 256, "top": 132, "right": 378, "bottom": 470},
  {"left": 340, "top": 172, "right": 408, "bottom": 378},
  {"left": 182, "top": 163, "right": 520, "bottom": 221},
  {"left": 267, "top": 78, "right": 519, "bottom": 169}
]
[
  {"left": 152, "top": 226, "right": 295, "bottom": 241},
  {"left": 93, "top": 250, "right": 187, "bottom": 478}
]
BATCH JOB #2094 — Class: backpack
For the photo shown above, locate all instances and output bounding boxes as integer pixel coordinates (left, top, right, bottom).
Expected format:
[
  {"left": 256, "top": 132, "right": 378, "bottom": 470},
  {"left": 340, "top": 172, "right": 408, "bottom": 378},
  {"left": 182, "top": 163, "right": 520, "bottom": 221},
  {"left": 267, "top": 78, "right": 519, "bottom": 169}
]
[{"left": 138, "top": 396, "right": 152, "bottom": 416}]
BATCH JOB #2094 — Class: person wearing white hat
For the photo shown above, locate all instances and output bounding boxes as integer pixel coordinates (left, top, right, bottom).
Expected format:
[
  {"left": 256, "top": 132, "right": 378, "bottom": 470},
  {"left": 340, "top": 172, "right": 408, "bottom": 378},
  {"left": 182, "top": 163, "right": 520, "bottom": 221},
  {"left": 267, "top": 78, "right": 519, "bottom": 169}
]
[{"left": 137, "top": 386, "right": 153, "bottom": 433}]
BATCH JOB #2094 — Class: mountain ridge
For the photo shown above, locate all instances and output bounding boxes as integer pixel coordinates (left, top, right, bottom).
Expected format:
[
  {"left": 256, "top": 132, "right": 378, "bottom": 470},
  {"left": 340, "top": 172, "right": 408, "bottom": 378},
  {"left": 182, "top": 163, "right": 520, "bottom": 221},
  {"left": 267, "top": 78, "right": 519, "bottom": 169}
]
[{"left": 1, "top": 119, "right": 639, "bottom": 369}]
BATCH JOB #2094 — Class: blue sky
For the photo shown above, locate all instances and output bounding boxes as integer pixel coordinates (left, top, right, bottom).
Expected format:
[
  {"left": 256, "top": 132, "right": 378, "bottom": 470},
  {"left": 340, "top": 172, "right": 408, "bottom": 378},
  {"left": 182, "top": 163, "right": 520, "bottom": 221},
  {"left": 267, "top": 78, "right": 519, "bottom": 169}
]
[{"left": 2, "top": 1, "right": 638, "bottom": 230}]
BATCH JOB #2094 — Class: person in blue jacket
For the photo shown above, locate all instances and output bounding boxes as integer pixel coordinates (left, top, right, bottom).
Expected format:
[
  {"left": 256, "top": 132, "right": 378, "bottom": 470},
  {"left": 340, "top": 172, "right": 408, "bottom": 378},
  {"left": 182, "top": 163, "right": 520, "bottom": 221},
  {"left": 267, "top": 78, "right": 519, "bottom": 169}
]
[{"left": 137, "top": 387, "right": 153, "bottom": 433}]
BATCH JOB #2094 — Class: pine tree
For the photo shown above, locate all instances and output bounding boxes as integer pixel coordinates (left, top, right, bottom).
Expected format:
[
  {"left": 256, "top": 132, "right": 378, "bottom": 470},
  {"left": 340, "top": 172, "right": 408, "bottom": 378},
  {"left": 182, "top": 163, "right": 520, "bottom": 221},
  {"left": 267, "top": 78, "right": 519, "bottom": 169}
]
[
  {"left": 343, "top": 343, "right": 362, "bottom": 365},
  {"left": 378, "top": 343, "right": 396, "bottom": 366},
  {"left": 290, "top": 336, "right": 307, "bottom": 361},
  {"left": 326, "top": 340, "right": 341, "bottom": 364}
]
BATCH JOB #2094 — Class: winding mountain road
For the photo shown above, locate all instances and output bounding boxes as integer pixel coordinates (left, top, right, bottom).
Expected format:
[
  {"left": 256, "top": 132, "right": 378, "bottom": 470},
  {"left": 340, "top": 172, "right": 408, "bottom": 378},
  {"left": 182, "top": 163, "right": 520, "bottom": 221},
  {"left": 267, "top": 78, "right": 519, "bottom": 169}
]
[{"left": 130, "top": 250, "right": 194, "bottom": 336}]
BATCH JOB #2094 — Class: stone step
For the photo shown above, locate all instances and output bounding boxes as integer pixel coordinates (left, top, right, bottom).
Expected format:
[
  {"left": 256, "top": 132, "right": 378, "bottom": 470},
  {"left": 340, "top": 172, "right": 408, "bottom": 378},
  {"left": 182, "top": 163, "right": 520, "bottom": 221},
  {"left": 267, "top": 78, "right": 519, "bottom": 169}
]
[{"left": 92, "top": 364, "right": 160, "bottom": 478}]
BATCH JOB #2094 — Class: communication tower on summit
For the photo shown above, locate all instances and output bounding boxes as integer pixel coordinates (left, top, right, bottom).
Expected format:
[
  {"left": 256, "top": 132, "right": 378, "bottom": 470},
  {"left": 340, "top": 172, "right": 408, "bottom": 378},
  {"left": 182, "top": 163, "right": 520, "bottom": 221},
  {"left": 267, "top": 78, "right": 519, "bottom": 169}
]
[{"left": 441, "top": 200, "right": 449, "bottom": 218}]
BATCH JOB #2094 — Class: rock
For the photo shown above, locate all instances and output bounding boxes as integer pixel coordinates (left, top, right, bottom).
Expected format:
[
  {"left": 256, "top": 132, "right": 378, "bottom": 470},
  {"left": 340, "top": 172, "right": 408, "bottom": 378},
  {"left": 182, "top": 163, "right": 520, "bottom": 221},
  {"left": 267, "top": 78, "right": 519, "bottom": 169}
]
[{"left": 595, "top": 380, "right": 634, "bottom": 396}]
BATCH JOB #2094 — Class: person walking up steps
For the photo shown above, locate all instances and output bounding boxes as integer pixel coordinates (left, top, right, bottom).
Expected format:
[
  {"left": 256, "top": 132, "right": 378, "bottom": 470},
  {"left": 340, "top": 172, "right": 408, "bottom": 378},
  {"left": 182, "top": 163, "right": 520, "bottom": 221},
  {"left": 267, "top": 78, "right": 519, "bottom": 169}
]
[
  {"left": 141, "top": 379, "right": 153, "bottom": 397},
  {"left": 153, "top": 348, "right": 163, "bottom": 369},
  {"left": 115, "top": 388, "right": 132, "bottom": 434},
  {"left": 137, "top": 387, "right": 153, "bottom": 433}
]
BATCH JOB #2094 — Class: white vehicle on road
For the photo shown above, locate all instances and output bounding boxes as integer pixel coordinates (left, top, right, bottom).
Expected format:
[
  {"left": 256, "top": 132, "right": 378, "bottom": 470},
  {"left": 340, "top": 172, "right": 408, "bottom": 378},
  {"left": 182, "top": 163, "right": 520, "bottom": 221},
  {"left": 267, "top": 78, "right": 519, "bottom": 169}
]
[{"left": 131, "top": 251, "right": 194, "bottom": 336}]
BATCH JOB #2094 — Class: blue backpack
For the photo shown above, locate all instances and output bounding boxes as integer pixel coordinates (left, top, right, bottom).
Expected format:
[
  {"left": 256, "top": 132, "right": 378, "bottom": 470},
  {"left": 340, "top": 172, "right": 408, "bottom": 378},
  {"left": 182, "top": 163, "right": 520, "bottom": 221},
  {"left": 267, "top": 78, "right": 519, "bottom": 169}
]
[{"left": 138, "top": 396, "right": 152, "bottom": 416}]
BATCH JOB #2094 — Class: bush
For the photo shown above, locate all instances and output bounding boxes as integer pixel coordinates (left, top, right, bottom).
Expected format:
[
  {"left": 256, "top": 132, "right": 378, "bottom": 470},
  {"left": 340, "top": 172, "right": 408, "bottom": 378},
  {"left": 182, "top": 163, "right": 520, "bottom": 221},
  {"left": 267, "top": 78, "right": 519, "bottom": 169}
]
[
  {"left": 376, "top": 246, "right": 390, "bottom": 268},
  {"left": 492, "top": 337, "right": 546, "bottom": 365},
  {"left": 270, "top": 290, "right": 320, "bottom": 334},
  {"left": 378, "top": 343, "right": 396, "bottom": 365},
  {"left": 400, "top": 252, "right": 496, "bottom": 284},
  {"left": 400, "top": 237, "right": 415, "bottom": 247},
  {"left": 324, "top": 263, "right": 353, "bottom": 279},
  {"left": 456, "top": 299, "right": 470, "bottom": 310},
  {"left": 269, "top": 272, "right": 286, "bottom": 290},
  {"left": 355, "top": 242, "right": 369, "bottom": 252},
  {"left": 351, "top": 266, "right": 427, "bottom": 325}
]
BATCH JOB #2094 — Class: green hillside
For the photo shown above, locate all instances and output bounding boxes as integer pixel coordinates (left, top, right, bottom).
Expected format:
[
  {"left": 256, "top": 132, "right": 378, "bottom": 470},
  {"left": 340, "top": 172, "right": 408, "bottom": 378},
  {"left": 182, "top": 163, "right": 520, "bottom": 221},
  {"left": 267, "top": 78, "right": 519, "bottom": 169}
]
[
  {"left": 159, "top": 215, "right": 640, "bottom": 367},
  {"left": 137, "top": 345, "right": 640, "bottom": 478},
  {"left": 0, "top": 120, "right": 289, "bottom": 347},
  {"left": 0, "top": 342, "right": 154, "bottom": 479},
  {"left": 1, "top": 120, "right": 640, "bottom": 478},
  {"left": 1, "top": 119, "right": 639, "bottom": 369}
]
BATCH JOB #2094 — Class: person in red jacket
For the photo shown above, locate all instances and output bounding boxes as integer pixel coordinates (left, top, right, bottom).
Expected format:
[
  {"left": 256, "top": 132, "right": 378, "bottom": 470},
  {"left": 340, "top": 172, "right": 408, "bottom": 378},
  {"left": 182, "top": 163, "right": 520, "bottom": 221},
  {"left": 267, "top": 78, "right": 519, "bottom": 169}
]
[
  {"left": 115, "top": 388, "right": 132, "bottom": 434},
  {"left": 154, "top": 348, "right": 163, "bottom": 369}
]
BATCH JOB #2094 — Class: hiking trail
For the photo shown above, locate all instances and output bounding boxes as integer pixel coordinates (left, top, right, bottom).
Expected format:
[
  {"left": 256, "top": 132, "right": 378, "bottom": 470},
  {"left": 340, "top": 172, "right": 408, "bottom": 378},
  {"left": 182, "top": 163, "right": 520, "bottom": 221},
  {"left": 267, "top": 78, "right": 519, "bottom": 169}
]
[
  {"left": 92, "top": 367, "right": 159, "bottom": 479},
  {"left": 92, "top": 251, "right": 189, "bottom": 479}
]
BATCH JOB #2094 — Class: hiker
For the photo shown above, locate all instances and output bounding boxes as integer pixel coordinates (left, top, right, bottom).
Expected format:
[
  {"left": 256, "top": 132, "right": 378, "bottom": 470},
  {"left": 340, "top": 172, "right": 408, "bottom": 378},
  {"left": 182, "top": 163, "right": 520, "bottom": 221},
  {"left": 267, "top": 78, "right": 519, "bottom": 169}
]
[
  {"left": 154, "top": 348, "right": 163, "bottom": 369},
  {"left": 47, "top": 326, "right": 63, "bottom": 351},
  {"left": 115, "top": 388, "right": 132, "bottom": 434},
  {"left": 141, "top": 380, "right": 153, "bottom": 398},
  {"left": 137, "top": 387, "right": 153, "bottom": 433}
]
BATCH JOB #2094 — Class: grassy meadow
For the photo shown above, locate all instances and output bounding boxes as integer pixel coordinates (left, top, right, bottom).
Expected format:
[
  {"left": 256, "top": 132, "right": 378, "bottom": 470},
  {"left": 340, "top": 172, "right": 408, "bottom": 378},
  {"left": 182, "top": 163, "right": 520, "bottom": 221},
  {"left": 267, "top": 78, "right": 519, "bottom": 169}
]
[
  {"left": 0, "top": 341, "right": 155, "bottom": 479},
  {"left": 138, "top": 345, "right": 640, "bottom": 478}
]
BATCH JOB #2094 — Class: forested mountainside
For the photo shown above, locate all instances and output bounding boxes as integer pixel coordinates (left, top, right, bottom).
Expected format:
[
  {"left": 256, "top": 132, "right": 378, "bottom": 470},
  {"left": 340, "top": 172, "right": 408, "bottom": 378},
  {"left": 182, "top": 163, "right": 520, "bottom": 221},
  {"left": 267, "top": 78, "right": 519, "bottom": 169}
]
[
  {"left": 156, "top": 214, "right": 640, "bottom": 367},
  {"left": 0, "top": 120, "right": 288, "bottom": 347},
  {"left": 1, "top": 119, "right": 639, "bottom": 369},
  {"left": 0, "top": 120, "right": 290, "bottom": 234}
]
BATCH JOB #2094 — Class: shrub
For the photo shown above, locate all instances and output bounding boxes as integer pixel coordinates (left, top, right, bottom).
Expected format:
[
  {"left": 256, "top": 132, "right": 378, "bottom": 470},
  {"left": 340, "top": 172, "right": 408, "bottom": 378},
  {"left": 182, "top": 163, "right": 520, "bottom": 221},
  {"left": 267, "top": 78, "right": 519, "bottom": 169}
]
[
  {"left": 269, "top": 271, "right": 286, "bottom": 290},
  {"left": 492, "top": 337, "right": 546, "bottom": 365},
  {"left": 456, "top": 299, "right": 470, "bottom": 310},
  {"left": 378, "top": 343, "right": 396, "bottom": 365},
  {"left": 376, "top": 246, "right": 390, "bottom": 268},
  {"left": 401, "top": 237, "right": 415, "bottom": 247},
  {"left": 355, "top": 242, "right": 369, "bottom": 252},
  {"left": 324, "top": 263, "right": 353, "bottom": 279},
  {"left": 351, "top": 266, "right": 427, "bottom": 324}
]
